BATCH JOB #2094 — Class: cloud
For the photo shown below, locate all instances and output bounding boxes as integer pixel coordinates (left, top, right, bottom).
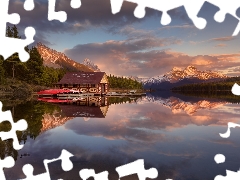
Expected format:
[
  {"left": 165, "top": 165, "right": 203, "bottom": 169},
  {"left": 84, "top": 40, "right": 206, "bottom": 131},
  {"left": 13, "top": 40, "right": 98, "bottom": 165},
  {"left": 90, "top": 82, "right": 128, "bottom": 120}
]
[
  {"left": 9, "top": 0, "right": 239, "bottom": 77},
  {"left": 210, "top": 36, "right": 235, "bottom": 42},
  {"left": 64, "top": 35, "right": 183, "bottom": 77},
  {"left": 9, "top": 0, "right": 195, "bottom": 37},
  {"left": 61, "top": 96, "right": 240, "bottom": 143},
  {"left": 64, "top": 34, "right": 240, "bottom": 77},
  {"left": 214, "top": 44, "right": 227, "bottom": 48},
  {"left": 158, "top": 24, "right": 195, "bottom": 31},
  {"left": 189, "top": 36, "right": 237, "bottom": 45},
  {"left": 191, "top": 55, "right": 215, "bottom": 65},
  {"left": 109, "top": 26, "right": 155, "bottom": 39},
  {"left": 8, "top": 0, "right": 157, "bottom": 34}
]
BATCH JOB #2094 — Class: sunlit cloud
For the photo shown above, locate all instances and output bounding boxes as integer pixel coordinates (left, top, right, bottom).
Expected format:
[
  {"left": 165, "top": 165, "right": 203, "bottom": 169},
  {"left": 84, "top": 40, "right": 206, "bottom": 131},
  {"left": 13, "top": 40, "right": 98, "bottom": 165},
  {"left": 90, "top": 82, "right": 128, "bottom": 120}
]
[
  {"left": 210, "top": 36, "right": 235, "bottom": 42},
  {"left": 214, "top": 44, "right": 227, "bottom": 48}
]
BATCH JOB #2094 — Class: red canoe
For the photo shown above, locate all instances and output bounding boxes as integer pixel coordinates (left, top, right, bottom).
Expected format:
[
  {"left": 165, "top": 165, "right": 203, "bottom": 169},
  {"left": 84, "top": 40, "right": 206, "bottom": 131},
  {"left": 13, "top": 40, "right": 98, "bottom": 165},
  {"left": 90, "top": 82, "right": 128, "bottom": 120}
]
[
  {"left": 38, "top": 98, "right": 72, "bottom": 103},
  {"left": 37, "top": 89, "right": 71, "bottom": 96}
]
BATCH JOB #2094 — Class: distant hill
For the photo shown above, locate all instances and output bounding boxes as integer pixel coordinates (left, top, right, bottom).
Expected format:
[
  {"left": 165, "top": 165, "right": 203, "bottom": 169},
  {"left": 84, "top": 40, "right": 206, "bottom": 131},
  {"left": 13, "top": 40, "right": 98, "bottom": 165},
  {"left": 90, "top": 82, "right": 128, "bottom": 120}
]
[
  {"left": 172, "top": 76, "right": 240, "bottom": 92},
  {"left": 37, "top": 43, "right": 93, "bottom": 72},
  {"left": 143, "top": 65, "right": 228, "bottom": 90}
]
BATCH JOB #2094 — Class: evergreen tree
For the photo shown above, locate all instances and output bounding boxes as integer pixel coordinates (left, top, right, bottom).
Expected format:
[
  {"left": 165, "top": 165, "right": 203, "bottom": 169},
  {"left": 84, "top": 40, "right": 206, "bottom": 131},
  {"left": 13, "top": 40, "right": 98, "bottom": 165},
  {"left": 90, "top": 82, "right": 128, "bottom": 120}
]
[{"left": 0, "top": 56, "right": 5, "bottom": 83}]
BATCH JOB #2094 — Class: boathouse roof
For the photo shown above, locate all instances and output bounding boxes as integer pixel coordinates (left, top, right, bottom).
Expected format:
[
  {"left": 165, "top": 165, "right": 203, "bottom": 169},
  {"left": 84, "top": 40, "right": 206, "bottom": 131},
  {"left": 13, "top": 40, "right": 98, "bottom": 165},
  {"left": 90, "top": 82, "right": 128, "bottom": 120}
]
[{"left": 57, "top": 72, "right": 106, "bottom": 84}]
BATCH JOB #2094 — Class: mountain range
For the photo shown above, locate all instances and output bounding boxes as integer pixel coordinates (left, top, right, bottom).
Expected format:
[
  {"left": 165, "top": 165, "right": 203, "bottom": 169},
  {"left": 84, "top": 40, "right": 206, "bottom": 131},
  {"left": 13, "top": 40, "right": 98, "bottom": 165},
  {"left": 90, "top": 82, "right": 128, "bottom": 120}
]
[
  {"left": 37, "top": 43, "right": 95, "bottom": 72},
  {"left": 36, "top": 43, "right": 228, "bottom": 90},
  {"left": 143, "top": 66, "right": 228, "bottom": 90}
]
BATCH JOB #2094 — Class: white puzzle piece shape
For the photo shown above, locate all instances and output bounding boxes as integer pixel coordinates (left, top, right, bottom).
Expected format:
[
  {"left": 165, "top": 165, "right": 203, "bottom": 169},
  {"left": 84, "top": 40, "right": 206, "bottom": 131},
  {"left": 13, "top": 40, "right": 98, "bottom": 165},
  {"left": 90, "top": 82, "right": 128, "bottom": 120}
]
[
  {"left": 0, "top": 156, "right": 15, "bottom": 180},
  {"left": 71, "top": 0, "right": 82, "bottom": 9},
  {"left": 0, "top": 0, "right": 35, "bottom": 62},
  {"left": 24, "top": 0, "right": 35, "bottom": 11},
  {"left": 20, "top": 149, "right": 74, "bottom": 180},
  {"left": 79, "top": 169, "right": 109, "bottom": 180},
  {"left": 219, "top": 122, "right": 240, "bottom": 138},
  {"left": 0, "top": 102, "right": 28, "bottom": 150},
  {"left": 110, "top": 0, "right": 240, "bottom": 35},
  {"left": 215, "top": 170, "right": 240, "bottom": 180},
  {"left": 116, "top": 159, "right": 158, "bottom": 180}
]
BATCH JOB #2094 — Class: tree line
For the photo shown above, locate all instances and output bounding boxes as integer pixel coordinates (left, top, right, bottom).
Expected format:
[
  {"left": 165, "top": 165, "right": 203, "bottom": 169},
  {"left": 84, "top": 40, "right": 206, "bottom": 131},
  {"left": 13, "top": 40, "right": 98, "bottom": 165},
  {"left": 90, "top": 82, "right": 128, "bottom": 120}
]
[
  {"left": 107, "top": 74, "right": 143, "bottom": 89},
  {"left": 172, "top": 77, "right": 240, "bottom": 92},
  {"left": 0, "top": 25, "right": 66, "bottom": 87}
]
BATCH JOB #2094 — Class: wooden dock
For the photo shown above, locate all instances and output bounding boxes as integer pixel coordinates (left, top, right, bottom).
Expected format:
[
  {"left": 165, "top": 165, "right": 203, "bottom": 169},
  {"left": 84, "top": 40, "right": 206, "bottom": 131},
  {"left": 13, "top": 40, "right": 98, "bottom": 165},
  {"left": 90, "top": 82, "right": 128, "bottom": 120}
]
[
  {"left": 106, "top": 92, "right": 146, "bottom": 97},
  {"left": 38, "top": 92, "right": 146, "bottom": 99}
]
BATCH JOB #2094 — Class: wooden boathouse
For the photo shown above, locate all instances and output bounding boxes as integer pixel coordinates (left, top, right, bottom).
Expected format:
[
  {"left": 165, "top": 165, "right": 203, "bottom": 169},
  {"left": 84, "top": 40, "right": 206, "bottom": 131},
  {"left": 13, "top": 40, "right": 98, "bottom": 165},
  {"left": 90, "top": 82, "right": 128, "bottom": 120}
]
[{"left": 56, "top": 72, "right": 109, "bottom": 95}]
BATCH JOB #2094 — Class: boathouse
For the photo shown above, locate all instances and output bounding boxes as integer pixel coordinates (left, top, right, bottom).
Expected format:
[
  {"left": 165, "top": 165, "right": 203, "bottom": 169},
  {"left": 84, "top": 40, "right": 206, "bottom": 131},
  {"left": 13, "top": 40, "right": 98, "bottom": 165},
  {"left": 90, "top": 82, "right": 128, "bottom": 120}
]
[{"left": 56, "top": 72, "right": 109, "bottom": 94}]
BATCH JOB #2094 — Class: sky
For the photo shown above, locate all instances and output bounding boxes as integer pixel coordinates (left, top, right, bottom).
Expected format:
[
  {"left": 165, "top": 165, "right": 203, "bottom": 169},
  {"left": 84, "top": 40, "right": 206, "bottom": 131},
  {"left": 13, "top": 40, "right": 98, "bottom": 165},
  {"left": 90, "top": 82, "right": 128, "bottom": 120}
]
[{"left": 8, "top": 0, "right": 240, "bottom": 78}]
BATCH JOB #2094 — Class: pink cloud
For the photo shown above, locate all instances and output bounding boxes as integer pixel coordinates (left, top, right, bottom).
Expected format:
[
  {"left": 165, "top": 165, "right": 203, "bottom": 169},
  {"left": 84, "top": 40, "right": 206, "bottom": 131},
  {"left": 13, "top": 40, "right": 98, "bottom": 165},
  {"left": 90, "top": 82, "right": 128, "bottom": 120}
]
[{"left": 65, "top": 38, "right": 240, "bottom": 77}]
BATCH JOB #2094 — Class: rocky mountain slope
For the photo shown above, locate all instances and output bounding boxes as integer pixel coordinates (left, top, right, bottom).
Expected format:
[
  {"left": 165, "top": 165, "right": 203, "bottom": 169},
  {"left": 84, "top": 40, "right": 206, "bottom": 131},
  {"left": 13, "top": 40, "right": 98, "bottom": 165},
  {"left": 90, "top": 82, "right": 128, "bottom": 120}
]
[
  {"left": 144, "top": 66, "right": 228, "bottom": 89},
  {"left": 82, "top": 58, "right": 101, "bottom": 72},
  {"left": 36, "top": 43, "right": 93, "bottom": 72},
  {"left": 164, "top": 66, "right": 227, "bottom": 82}
]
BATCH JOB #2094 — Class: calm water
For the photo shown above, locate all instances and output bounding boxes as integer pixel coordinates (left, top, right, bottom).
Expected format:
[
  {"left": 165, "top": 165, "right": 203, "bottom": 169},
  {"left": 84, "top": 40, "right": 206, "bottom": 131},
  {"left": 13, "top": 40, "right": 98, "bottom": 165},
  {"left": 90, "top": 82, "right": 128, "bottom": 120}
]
[{"left": 1, "top": 93, "right": 240, "bottom": 180}]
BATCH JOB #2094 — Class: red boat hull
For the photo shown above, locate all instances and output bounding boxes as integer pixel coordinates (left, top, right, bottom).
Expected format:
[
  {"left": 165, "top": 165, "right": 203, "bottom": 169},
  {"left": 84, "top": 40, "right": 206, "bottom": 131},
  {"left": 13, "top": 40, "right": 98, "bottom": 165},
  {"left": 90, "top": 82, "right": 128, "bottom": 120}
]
[
  {"left": 38, "top": 98, "right": 72, "bottom": 103},
  {"left": 37, "top": 89, "right": 71, "bottom": 96}
]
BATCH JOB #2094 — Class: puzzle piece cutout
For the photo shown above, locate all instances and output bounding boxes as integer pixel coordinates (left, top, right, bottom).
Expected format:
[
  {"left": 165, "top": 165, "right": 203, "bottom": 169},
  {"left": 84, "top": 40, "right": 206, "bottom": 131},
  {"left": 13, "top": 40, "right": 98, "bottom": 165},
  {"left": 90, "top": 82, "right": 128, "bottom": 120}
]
[
  {"left": 24, "top": 0, "right": 35, "bottom": 11},
  {"left": 48, "top": 0, "right": 67, "bottom": 22},
  {"left": 0, "top": 0, "right": 83, "bottom": 62},
  {"left": 231, "top": 83, "right": 240, "bottom": 96},
  {"left": 20, "top": 149, "right": 73, "bottom": 180},
  {"left": 214, "top": 154, "right": 240, "bottom": 180},
  {"left": 116, "top": 159, "right": 158, "bottom": 180},
  {"left": 79, "top": 169, "right": 109, "bottom": 180},
  {"left": 24, "top": 0, "right": 82, "bottom": 23},
  {"left": 221, "top": 83, "right": 240, "bottom": 138},
  {"left": 0, "top": 156, "right": 15, "bottom": 180},
  {"left": 207, "top": 0, "right": 240, "bottom": 36},
  {"left": 48, "top": 0, "right": 82, "bottom": 22},
  {"left": 215, "top": 170, "right": 240, "bottom": 180},
  {"left": 219, "top": 122, "right": 240, "bottom": 138},
  {"left": 110, "top": 0, "right": 240, "bottom": 36},
  {"left": 214, "top": 154, "right": 226, "bottom": 164},
  {"left": 110, "top": 0, "right": 206, "bottom": 28},
  {"left": 0, "top": 101, "right": 28, "bottom": 150},
  {"left": 213, "top": 84, "right": 240, "bottom": 179},
  {"left": 0, "top": 0, "right": 35, "bottom": 62},
  {"left": 71, "top": 0, "right": 82, "bottom": 9}
]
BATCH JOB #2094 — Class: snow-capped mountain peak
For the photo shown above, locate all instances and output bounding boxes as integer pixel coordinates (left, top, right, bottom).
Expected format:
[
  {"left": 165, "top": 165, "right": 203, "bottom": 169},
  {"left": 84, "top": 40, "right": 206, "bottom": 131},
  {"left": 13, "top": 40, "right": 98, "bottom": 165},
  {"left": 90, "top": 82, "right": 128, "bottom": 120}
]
[
  {"left": 143, "top": 65, "right": 228, "bottom": 88},
  {"left": 82, "top": 58, "right": 101, "bottom": 72}
]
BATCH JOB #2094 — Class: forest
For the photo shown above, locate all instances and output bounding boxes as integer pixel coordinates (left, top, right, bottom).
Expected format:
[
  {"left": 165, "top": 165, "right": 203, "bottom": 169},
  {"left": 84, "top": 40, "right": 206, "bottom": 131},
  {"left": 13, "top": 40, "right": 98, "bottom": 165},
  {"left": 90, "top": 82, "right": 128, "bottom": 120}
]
[
  {"left": 171, "top": 76, "right": 240, "bottom": 92},
  {"left": 171, "top": 77, "right": 240, "bottom": 103},
  {"left": 107, "top": 74, "right": 143, "bottom": 90},
  {"left": 0, "top": 26, "right": 66, "bottom": 88}
]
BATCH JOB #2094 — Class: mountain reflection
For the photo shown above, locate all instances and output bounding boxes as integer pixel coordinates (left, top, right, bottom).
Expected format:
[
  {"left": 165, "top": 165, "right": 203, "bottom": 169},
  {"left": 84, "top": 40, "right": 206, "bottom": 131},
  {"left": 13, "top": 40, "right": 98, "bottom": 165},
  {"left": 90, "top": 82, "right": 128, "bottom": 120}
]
[
  {"left": 36, "top": 94, "right": 240, "bottom": 142},
  {"left": 146, "top": 93, "right": 228, "bottom": 115},
  {"left": 1, "top": 94, "right": 240, "bottom": 179}
]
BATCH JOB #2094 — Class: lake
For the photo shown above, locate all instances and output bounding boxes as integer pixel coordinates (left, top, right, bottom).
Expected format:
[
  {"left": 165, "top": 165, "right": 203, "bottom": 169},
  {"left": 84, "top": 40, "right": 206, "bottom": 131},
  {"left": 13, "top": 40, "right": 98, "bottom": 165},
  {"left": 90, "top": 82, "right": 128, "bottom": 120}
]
[{"left": 1, "top": 92, "right": 240, "bottom": 180}]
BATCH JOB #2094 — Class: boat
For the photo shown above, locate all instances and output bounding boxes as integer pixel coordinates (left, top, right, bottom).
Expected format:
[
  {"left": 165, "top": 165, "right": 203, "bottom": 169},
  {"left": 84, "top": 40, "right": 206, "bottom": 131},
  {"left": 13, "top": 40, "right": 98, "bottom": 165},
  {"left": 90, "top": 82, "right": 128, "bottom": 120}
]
[
  {"left": 37, "top": 89, "right": 84, "bottom": 96},
  {"left": 37, "top": 89, "right": 71, "bottom": 96},
  {"left": 38, "top": 98, "right": 73, "bottom": 103}
]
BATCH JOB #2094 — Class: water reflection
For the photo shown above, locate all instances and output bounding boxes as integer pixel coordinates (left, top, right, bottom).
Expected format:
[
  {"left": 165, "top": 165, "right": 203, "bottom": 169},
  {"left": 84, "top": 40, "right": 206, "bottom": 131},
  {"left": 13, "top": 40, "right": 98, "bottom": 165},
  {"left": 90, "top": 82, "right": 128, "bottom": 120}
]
[{"left": 1, "top": 94, "right": 240, "bottom": 179}]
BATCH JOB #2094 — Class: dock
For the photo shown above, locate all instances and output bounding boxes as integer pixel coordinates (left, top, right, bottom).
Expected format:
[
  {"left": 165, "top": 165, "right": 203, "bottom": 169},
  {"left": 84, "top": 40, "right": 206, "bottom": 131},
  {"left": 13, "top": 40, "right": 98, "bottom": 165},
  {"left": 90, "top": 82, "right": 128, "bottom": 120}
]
[{"left": 106, "top": 92, "right": 146, "bottom": 97}]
